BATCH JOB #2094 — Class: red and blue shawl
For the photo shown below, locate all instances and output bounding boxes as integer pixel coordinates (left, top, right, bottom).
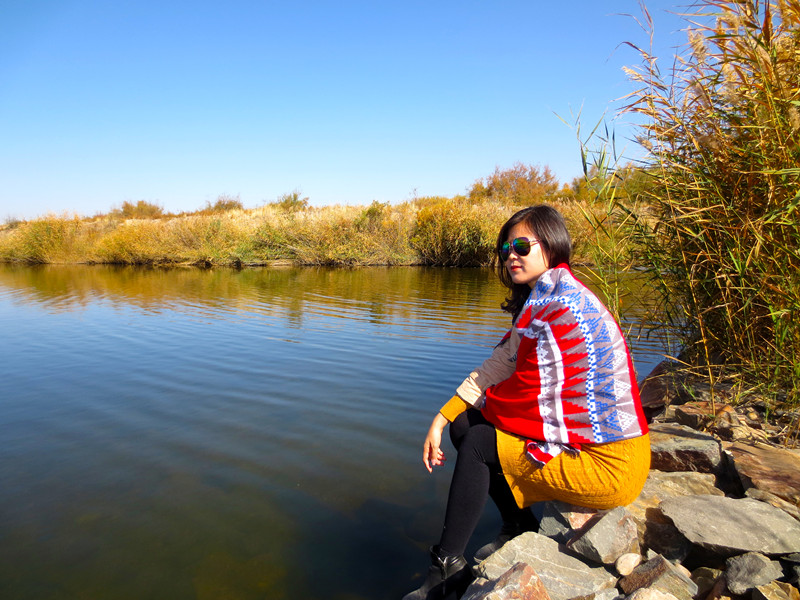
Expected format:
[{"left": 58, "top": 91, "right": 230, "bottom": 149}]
[{"left": 481, "top": 265, "right": 649, "bottom": 466}]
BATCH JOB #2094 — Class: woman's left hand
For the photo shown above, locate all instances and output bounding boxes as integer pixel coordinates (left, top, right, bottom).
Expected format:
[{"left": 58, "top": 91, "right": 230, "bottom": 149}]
[{"left": 422, "top": 413, "right": 449, "bottom": 473}]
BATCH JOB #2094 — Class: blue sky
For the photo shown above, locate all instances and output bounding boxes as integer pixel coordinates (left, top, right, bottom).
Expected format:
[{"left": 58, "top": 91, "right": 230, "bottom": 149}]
[{"left": 1, "top": 1, "right": 690, "bottom": 219}]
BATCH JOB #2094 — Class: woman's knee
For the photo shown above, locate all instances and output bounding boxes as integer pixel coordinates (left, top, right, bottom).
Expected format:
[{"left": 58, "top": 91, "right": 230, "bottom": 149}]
[
  {"left": 456, "top": 422, "right": 498, "bottom": 465},
  {"left": 449, "top": 409, "right": 492, "bottom": 449},
  {"left": 449, "top": 412, "right": 472, "bottom": 448}
]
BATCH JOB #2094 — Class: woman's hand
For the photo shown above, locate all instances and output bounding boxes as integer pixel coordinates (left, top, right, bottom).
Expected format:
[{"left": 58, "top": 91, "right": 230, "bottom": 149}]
[{"left": 423, "top": 413, "right": 450, "bottom": 473}]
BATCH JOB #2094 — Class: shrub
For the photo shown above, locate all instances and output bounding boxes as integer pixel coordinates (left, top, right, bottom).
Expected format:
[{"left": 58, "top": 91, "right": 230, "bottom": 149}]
[
  {"left": 270, "top": 191, "right": 309, "bottom": 213},
  {"left": 411, "top": 197, "right": 509, "bottom": 267},
  {"left": 468, "top": 163, "right": 561, "bottom": 206},
  {"left": 203, "top": 194, "right": 244, "bottom": 213},
  {"left": 1, "top": 215, "right": 85, "bottom": 263},
  {"left": 111, "top": 200, "right": 165, "bottom": 220},
  {"left": 3, "top": 216, "right": 22, "bottom": 230},
  {"left": 261, "top": 204, "right": 416, "bottom": 266}
]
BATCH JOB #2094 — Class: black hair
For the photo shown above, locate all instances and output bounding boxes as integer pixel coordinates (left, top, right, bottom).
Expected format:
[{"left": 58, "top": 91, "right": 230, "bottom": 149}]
[{"left": 494, "top": 205, "right": 573, "bottom": 320}]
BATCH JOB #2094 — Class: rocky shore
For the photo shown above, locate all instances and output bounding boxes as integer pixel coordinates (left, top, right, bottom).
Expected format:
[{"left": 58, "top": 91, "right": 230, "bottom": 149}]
[{"left": 462, "top": 362, "right": 800, "bottom": 600}]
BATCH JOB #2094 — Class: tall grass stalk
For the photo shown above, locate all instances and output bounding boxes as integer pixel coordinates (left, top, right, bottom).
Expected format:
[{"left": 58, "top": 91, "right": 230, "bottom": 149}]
[{"left": 621, "top": 0, "right": 800, "bottom": 408}]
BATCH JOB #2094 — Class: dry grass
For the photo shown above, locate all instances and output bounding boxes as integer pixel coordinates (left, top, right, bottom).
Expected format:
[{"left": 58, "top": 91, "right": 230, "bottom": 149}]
[{"left": 0, "top": 196, "right": 616, "bottom": 268}]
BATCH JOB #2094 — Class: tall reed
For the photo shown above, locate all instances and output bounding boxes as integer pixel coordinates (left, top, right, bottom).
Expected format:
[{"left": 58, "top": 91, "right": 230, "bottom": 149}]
[{"left": 622, "top": 0, "right": 800, "bottom": 407}]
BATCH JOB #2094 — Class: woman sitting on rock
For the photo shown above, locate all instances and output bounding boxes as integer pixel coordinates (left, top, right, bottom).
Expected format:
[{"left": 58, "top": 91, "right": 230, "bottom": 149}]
[{"left": 403, "top": 205, "right": 651, "bottom": 600}]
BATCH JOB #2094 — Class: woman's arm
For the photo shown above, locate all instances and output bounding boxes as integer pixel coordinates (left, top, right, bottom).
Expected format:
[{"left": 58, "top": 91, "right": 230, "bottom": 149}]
[
  {"left": 456, "top": 328, "right": 519, "bottom": 407},
  {"left": 422, "top": 396, "right": 470, "bottom": 472},
  {"left": 422, "top": 412, "right": 450, "bottom": 473},
  {"left": 421, "top": 329, "right": 519, "bottom": 472}
]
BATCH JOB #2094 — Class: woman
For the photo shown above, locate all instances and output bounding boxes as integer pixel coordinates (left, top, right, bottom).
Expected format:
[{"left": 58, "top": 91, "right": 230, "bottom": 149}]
[{"left": 403, "top": 206, "right": 650, "bottom": 600}]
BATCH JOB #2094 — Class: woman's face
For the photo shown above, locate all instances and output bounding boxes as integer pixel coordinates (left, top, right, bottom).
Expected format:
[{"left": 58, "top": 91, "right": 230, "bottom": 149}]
[{"left": 504, "top": 222, "right": 550, "bottom": 288}]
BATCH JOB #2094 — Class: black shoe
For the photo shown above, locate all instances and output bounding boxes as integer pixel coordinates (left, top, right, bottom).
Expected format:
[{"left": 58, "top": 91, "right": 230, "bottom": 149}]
[{"left": 402, "top": 546, "right": 471, "bottom": 600}]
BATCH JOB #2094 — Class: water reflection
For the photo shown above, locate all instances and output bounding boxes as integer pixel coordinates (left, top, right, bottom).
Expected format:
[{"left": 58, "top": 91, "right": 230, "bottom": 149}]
[
  {"left": 0, "top": 264, "right": 668, "bottom": 600},
  {"left": 0, "top": 265, "right": 518, "bottom": 345},
  {"left": 0, "top": 264, "right": 666, "bottom": 348}
]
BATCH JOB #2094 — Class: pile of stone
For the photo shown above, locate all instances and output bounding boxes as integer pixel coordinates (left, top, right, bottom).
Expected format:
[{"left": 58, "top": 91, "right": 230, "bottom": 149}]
[{"left": 462, "top": 362, "right": 800, "bottom": 600}]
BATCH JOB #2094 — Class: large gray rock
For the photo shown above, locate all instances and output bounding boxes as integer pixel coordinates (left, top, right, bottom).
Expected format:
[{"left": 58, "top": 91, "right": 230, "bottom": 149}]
[
  {"left": 567, "top": 507, "right": 639, "bottom": 565},
  {"left": 626, "top": 470, "right": 723, "bottom": 560},
  {"left": 476, "top": 532, "right": 617, "bottom": 600},
  {"left": 745, "top": 488, "right": 800, "bottom": 522},
  {"left": 648, "top": 423, "right": 723, "bottom": 474},
  {"left": 660, "top": 495, "right": 800, "bottom": 555},
  {"left": 725, "top": 552, "right": 784, "bottom": 595}
]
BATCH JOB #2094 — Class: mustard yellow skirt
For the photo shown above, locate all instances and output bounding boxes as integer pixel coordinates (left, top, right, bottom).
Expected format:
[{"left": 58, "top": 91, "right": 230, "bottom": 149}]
[{"left": 497, "top": 432, "right": 651, "bottom": 510}]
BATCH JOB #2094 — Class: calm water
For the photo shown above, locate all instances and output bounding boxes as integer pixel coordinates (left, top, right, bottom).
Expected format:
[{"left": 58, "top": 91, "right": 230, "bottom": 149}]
[{"left": 0, "top": 265, "right": 667, "bottom": 600}]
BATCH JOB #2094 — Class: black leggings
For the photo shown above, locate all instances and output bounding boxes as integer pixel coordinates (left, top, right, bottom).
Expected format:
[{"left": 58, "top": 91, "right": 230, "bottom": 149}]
[{"left": 438, "top": 409, "right": 527, "bottom": 558}]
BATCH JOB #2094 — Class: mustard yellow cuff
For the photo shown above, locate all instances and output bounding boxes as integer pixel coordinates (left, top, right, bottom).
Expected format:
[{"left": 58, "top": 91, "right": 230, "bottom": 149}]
[{"left": 439, "top": 395, "right": 470, "bottom": 422}]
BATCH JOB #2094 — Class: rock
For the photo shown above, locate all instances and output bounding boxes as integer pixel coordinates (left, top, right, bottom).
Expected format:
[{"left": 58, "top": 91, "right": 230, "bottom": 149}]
[
  {"left": 625, "top": 470, "right": 722, "bottom": 560},
  {"left": 672, "top": 402, "right": 716, "bottom": 429},
  {"left": 649, "top": 423, "right": 723, "bottom": 474},
  {"left": 727, "top": 441, "right": 800, "bottom": 507},
  {"left": 567, "top": 507, "right": 639, "bottom": 565},
  {"left": 565, "top": 589, "right": 621, "bottom": 600},
  {"left": 712, "top": 405, "right": 757, "bottom": 441},
  {"left": 615, "top": 553, "right": 642, "bottom": 576},
  {"left": 745, "top": 488, "right": 800, "bottom": 522},
  {"left": 628, "top": 470, "right": 724, "bottom": 515},
  {"left": 659, "top": 495, "right": 800, "bottom": 555},
  {"left": 753, "top": 581, "right": 800, "bottom": 600},
  {"left": 626, "top": 589, "right": 681, "bottom": 600},
  {"left": 462, "top": 562, "right": 551, "bottom": 600},
  {"left": 725, "top": 552, "right": 784, "bottom": 595},
  {"left": 690, "top": 566, "right": 722, "bottom": 597},
  {"left": 673, "top": 562, "right": 692, "bottom": 580},
  {"left": 704, "top": 574, "right": 730, "bottom": 600},
  {"left": 781, "top": 553, "right": 800, "bottom": 585},
  {"left": 476, "top": 532, "right": 617, "bottom": 600},
  {"left": 538, "top": 501, "right": 600, "bottom": 544},
  {"left": 456, "top": 363, "right": 800, "bottom": 600},
  {"left": 619, "top": 555, "right": 698, "bottom": 600}
]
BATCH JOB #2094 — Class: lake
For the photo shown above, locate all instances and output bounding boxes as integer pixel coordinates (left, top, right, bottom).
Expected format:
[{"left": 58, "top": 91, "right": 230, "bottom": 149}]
[{"left": 0, "top": 264, "right": 667, "bottom": 600}]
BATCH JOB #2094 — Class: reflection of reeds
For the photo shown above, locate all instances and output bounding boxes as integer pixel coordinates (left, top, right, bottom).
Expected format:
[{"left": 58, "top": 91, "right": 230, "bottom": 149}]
[{"left": 618, "top": 0, "right": 800, "bottom": 408}]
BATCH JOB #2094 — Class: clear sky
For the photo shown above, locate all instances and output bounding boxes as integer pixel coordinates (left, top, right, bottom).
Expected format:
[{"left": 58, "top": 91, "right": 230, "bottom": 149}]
[{"left": 1, "top": 1, "right": 691, "bottom": 220}]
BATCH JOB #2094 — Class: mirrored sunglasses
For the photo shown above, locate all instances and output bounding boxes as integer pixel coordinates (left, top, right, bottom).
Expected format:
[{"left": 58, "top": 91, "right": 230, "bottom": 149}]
[{"left": 500, "top": 237, "right": 540, "bottom": 261}]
